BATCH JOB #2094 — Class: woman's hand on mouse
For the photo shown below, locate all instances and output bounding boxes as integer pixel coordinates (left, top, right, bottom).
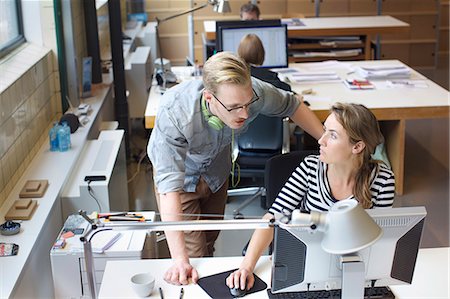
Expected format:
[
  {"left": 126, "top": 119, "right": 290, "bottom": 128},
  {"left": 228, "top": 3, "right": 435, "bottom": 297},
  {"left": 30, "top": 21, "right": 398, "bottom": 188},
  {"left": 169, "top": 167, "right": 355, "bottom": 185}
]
[{"left": 226, "top": 268, "right": 255, "bottom": 290}]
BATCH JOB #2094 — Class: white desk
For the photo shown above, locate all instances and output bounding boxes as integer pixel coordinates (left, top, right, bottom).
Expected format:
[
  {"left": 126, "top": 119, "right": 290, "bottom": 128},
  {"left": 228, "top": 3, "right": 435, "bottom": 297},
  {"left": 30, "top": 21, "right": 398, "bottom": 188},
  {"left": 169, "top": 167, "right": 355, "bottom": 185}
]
[
  {"left": 204, "top": 16, "right": 409, "bottom": 40},
  {"left": 389, "top": 247, "right": 449, "bottom": 298},
  {"left": 204, "top": 16, "right": 409, "bottom": 61},
  {"left": 144, "top": 66, "right": 197, "bottom": 129},
  {"left": 99, "top": 256, "right": 271, "bottom": 298},
  {"left": 144, "top": 61, "right": 449, "bottom": 195},
  {"left": 286, "top": 60, "right": 449, "bottom": 195},
  {"left": 99, "top": 248, "right": 449, "bottom": 298}
]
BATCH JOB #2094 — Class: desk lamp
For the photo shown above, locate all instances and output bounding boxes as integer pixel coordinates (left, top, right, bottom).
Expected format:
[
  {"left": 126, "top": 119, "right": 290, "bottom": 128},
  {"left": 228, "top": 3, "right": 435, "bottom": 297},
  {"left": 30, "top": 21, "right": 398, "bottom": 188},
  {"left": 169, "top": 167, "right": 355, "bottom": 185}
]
[
  {"left": 291, "top": 199, "right": 382, "bottom": 298},
  {"left": 155, "top": 0, "right": 231, "bottom": 92}
]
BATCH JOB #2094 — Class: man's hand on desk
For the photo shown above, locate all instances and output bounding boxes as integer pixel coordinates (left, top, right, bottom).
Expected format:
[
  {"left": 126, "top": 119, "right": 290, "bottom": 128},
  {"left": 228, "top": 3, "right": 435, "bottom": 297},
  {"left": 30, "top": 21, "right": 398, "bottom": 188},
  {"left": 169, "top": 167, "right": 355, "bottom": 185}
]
[{"left": 164, "top": 258, "right": 199, "bottom": 285}]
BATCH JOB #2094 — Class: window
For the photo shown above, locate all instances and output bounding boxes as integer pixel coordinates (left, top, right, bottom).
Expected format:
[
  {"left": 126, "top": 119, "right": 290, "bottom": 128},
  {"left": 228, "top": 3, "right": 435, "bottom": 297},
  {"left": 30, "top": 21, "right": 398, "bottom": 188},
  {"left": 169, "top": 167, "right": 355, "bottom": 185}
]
[{"left": 0, "top": 0, "right": 24, "bottom": 58}]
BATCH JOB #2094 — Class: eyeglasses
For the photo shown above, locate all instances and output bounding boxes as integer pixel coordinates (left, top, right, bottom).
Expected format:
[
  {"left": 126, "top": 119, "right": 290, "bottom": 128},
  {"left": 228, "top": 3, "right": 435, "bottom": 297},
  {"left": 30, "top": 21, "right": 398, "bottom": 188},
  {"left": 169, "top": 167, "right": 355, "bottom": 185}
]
[{"left": 211, "top": 88, "right": 260, "bottom": 113}]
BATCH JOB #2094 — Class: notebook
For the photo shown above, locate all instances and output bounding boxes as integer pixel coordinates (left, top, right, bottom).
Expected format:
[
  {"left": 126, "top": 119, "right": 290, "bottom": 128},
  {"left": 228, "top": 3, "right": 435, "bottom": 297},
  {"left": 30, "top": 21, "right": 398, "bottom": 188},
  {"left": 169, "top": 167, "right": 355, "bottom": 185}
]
[{"left": 90, "top": 230, "right": 122, "bottom": 253}]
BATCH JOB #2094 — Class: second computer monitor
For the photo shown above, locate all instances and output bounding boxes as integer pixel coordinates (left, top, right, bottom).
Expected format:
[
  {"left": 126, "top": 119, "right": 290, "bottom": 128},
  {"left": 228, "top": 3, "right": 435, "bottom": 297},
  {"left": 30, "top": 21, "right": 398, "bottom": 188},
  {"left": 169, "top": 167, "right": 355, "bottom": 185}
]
[
  {"left": 271, "top": 206, "right": 427, "bottom": 294},
  {"left": 216, "top": 20, "right": 288, "bottom": 69}
]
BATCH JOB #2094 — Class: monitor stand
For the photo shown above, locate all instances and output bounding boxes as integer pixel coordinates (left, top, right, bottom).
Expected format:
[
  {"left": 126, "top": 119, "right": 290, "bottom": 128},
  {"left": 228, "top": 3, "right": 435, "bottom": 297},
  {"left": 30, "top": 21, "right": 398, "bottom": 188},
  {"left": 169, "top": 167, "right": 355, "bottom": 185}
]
[{"left": 341, "top": 254, "right": 365, "bottom": 299}]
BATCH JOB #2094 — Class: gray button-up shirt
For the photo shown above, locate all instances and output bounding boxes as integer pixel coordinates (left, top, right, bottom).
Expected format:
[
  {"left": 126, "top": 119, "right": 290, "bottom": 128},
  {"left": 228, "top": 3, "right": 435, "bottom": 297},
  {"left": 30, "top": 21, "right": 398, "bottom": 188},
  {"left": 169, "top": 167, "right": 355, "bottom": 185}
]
[{"left": 147, "top": 77, "right": 300, "bottom": 194}]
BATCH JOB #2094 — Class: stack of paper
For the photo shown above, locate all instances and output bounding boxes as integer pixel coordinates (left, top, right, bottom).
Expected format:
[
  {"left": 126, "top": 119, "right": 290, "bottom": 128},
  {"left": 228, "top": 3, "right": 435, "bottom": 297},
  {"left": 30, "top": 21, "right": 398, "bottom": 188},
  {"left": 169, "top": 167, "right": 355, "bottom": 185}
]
[
  {"left": 356, "top": 65, "right": 411, "bottom": 79},
  {"left": 286, "top": 71, "right": 340, "bottom": 83},
  {"left": 293, "top": 49, "right": 362, "bottom": 58}
]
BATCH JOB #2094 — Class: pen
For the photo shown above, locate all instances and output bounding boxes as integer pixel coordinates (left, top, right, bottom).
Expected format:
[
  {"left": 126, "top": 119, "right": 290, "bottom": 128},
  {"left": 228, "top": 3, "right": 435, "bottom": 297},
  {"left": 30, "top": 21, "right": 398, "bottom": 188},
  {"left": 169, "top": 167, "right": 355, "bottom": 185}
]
[
  {"left": 179, "top": 287, "right": 184, "bottom": 299},
  {"left": 159, "top": 287, "right": 164, "bottom": 299}
]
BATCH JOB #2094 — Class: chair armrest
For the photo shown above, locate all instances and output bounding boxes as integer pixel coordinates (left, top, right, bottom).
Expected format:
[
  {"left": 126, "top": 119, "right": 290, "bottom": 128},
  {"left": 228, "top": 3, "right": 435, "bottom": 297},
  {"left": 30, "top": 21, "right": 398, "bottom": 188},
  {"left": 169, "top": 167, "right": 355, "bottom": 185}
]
[{"left": 282, "top": 117, "right": 290, "bottom": 154}]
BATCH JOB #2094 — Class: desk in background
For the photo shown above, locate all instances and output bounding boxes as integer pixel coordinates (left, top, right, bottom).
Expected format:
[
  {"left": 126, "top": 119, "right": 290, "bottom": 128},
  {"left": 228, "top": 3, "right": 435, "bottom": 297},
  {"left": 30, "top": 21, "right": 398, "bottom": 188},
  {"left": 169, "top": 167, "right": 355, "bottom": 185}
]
[
  {"left": 144, "top": 66, "right": 197, "bottom": 129},
  {"left": 144, "top": 61, "right": 449, "bottom": 195},
  {"left": 204, "top": 16, "right": 409, "bottom": 62},
  {"left": 99, "top": 247, "right": 449, "bottom": 298}
]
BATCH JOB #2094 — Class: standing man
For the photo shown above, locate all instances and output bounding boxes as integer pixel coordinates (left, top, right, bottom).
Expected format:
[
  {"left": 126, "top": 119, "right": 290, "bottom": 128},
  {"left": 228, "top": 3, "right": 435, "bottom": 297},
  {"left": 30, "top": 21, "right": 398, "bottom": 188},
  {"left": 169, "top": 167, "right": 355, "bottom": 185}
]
[
  {"left": 147, "top": 52, "right": 323, "bottom": 285},
  {"left": 240, "top": 3, "right": 260, "bottom": 20}
]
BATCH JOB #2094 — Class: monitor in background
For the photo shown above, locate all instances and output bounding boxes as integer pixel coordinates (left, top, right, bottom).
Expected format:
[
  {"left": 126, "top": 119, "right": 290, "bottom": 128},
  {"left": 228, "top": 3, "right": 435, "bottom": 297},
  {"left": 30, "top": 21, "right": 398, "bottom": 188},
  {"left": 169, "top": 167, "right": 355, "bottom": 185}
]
[
  {"left": 215, "top": 20, "right": 288, "bottom": 68},
  {"left": 215, "top": 20, "right": 281, "bottom": 52},
  {"left": 270, "top": 206, "right": 426, "bottom": 294}
]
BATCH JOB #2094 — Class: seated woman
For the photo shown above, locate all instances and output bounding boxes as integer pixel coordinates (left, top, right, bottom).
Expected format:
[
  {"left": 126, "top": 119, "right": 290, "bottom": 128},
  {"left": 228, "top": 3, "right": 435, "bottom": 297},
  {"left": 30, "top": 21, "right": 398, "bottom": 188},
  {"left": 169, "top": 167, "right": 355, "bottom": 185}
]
[
  {"left": 226, "top": 102, "right": 395, "bottom": 291},
  {"left": 237, "top": 33, "right": 291, "bottom": 92}
]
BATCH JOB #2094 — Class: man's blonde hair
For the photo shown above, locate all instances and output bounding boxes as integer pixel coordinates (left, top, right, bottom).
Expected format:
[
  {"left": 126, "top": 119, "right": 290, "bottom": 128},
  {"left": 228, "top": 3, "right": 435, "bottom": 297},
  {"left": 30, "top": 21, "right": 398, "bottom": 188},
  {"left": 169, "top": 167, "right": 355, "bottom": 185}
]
[{"left": 202, "top": 52, "right": 251, "bottom": 94}]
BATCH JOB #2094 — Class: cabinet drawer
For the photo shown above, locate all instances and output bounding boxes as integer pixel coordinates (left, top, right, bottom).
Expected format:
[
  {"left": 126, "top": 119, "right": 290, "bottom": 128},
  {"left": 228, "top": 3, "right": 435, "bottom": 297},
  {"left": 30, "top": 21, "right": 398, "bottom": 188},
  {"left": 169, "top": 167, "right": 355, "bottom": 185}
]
[
  {"left": 382, "top": 0, "right": 412, "bottom": 12},
  {"left": 148, "top": 13, "right": 188, "bottom": 34},
  {"left": 380, "top": 43, "right": 410, "bottom": 64},
  {"left": 160, "top": 35, "right": 189, "bottom": 60},
  {"left": 81, "top": 270, "right": 104, "bottom": 285},
  {"left": 287, "top": 0, "right": 315, "bottom": 16},
  {"left": 147, "top": 1, "right": 189, "bottom": 10},
  {"left": 258, "top": 0, "right": 287, "bottom": 15},
  {"left": 410, "top": 43, "right": 436, "bottom": 67},
  {"left": 320, "top": 0, "right": 349, "bottom": 15},
  {"left": 437, "top": 52, "right": 449, "bottom": 69},
  {"left": 80, "top": 256, "right": 142, "bottom": 272},
  {"left": 194, "top": 19, "right": 206, "bottom": 46},
  {"left": 439, "top": 29, "right": 449, "bottom": 52},
  {"left": 440, "top": 4, "right": 449, "bottom": 27},
  {"left": 410, "top": 0, "right": 438, "bottom": 12},
  {"left": 349, "top": 0, "right": 377, "bottom": 15},
  {"left": 410, "top": 15, "right": 438, "bottom": 40},
  {"left": 194, "top": 47, "right": 205, "bottom": 64}
]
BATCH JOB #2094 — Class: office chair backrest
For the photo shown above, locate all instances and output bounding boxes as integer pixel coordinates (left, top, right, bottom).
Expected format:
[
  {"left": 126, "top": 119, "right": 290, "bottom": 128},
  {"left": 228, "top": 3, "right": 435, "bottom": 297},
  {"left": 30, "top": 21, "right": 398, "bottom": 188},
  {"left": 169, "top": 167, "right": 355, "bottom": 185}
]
[
  {"left": 264, "top": 150, "right": 318, "bottom": 208},
  {"left": 238, "top": 114, "right": 283, "bottom": 153}
]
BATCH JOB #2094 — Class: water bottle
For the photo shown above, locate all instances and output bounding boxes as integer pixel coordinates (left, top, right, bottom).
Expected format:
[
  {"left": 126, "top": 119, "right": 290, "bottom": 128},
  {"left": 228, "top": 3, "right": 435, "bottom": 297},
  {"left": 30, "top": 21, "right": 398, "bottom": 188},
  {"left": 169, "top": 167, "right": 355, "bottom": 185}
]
[
  {"left": 49, "top": 122, "right": 60, "bottom": 152},
  {"left": 58, "top": 121, "right": 71, "bottom": 152}
]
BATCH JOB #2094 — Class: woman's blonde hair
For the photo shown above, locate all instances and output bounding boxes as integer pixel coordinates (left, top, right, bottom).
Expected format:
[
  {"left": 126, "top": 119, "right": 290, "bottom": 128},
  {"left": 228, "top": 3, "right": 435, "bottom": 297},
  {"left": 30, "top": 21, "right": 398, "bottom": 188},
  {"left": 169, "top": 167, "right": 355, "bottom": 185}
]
[
  {"left": 237, "top": 34, "right": 265, "bottom": 66},
  {"left": 202, "top": 52, "right": 251, "bottom": 94},
  {"left": 331, "top": 103, "right": 384, "bottom": 209}
]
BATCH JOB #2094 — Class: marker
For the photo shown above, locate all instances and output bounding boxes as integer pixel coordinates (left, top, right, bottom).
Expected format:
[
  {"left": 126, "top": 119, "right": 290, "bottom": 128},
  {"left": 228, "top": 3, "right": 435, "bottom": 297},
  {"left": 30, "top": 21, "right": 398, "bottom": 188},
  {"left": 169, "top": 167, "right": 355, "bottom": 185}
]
[
  {"left": 179, "top": 287, "right": 184, "bottom": 299},
  {"left": 159, "top": 287, "right": 164, "bottom": 299}
]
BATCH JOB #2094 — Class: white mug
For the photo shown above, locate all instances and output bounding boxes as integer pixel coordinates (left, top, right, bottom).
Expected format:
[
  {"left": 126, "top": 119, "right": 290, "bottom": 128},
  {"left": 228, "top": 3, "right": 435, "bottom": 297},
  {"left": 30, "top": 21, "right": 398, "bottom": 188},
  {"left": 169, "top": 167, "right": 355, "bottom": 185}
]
[{"left": 130, "top": 272, "right": 155, "bottom": 297}]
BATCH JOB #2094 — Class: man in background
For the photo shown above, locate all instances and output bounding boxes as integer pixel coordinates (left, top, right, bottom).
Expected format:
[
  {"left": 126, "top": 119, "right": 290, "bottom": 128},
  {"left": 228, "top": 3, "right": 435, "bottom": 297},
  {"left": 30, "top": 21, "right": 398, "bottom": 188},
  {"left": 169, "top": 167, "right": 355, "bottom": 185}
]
[{"left": 240, "top": 3, "right": 260, "bottom": 20}]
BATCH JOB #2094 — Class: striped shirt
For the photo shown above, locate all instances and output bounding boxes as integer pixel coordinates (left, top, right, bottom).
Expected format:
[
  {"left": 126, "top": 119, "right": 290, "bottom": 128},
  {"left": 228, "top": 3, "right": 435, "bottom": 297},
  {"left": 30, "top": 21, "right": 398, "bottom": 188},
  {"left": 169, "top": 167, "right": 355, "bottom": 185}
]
[{"left": 269, "top": 155, "right": 395, "bottom": 215}]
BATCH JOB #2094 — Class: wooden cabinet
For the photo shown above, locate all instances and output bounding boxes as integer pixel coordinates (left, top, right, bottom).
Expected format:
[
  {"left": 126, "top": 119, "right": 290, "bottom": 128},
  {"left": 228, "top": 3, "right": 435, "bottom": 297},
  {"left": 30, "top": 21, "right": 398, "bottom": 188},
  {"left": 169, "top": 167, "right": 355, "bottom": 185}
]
[
  {"left": 379, "top": 0, "right": 440, "bottom": 72},
  {"left": 437, "top": 1, "right": 449, "bottom": 88}
]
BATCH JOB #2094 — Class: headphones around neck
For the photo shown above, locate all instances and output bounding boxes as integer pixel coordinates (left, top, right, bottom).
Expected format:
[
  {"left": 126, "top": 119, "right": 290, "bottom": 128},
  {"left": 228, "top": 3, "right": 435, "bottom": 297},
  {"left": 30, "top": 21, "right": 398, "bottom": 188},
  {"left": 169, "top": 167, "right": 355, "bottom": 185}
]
[{"left": 201, "top": 95, "right": 224, "bottom": 130}]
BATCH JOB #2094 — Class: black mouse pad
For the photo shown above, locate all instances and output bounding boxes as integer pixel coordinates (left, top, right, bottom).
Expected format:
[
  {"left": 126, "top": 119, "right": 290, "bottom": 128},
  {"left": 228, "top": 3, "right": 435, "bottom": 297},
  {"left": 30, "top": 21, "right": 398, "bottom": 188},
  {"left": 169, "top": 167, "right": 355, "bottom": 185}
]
[{"left": 197, "top": 268, "right": 267, "bottom": 298}]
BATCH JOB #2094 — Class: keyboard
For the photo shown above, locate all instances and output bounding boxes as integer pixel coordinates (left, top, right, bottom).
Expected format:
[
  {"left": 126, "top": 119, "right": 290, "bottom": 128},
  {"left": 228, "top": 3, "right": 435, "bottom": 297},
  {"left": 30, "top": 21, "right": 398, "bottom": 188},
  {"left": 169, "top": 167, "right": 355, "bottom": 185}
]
[{"left": 267, "top": 286, "right": 395, "bottom": 299}]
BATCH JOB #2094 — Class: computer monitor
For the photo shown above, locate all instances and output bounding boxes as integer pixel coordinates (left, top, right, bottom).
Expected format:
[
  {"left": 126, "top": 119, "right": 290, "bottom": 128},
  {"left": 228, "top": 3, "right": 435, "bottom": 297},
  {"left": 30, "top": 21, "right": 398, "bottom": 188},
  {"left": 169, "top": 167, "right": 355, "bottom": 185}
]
[
  {"left": 215, "top": 20, "right": 288, "bottom": 68},
  {"left": 271, "top": 206, "right": 427, "bottom": 294},
  {"left": 215, "top": 19, "right": 281, "bottom": 51}
]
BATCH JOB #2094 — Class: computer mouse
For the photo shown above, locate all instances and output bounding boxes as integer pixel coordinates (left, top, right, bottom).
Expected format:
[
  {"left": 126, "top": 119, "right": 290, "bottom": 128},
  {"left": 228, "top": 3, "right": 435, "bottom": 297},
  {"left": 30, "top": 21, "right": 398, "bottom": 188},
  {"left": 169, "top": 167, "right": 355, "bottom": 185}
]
[{"left": 229, "top": 287, "right": 247, "bottom": 298}]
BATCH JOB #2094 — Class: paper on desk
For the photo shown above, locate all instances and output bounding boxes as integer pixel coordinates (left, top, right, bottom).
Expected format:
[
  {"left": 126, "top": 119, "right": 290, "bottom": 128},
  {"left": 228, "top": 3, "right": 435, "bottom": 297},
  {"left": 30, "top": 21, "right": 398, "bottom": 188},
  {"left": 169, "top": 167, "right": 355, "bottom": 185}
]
[
  {"left": 286, "top": 71, "right": 340, "bottom": 83},
  {"left": 356, "top": 65, "right": 411, "bottom": 79},
  {"left": 302, "top": 60, "right": 354, "bottom": 73},
  {"left": 386, "top": 80, "right": 428, "bottom": 89},
  {"left": 271, "top": 67, "right": 299, "bottom": 74}
]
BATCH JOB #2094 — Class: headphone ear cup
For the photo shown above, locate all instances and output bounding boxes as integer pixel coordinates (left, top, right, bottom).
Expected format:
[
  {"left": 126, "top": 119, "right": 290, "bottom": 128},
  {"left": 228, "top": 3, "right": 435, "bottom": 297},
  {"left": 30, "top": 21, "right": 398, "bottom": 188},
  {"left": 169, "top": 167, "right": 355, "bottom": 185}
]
[
  {"left": 207, "top": 116, "right": 224, "bottom": 130},
  {"left": 201, "top": 96, "right": 224, "bottom": 130}
]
